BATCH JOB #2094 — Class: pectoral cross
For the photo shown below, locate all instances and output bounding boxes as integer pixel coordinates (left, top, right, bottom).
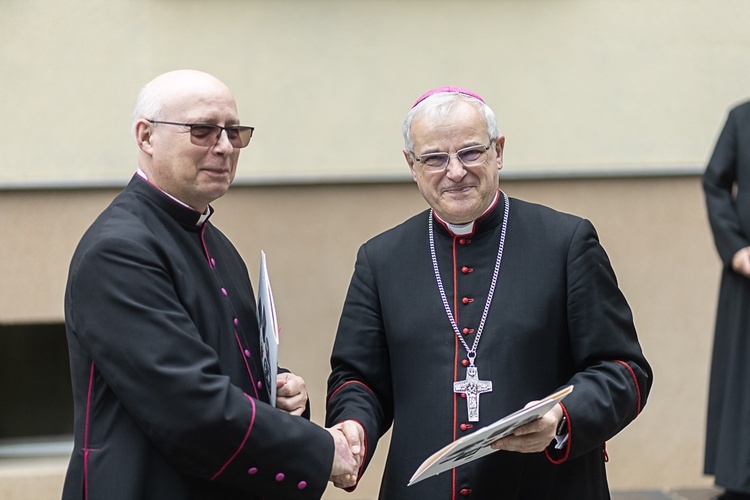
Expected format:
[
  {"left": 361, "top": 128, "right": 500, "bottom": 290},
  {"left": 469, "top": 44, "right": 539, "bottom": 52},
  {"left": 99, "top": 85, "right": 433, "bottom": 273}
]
[{"left": 454, "top": 365, "right": 492, "bottom": 422}]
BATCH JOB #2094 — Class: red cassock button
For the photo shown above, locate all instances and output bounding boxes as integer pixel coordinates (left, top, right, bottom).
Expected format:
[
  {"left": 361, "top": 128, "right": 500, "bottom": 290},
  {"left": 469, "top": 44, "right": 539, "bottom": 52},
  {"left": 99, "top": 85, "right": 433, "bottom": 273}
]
[
  {"left": 460, "top": 487, "right": 472, "bottom": 496},
  {"left": 460, "top": 423, "right": 467, "bottom": 431},
  {"left": 461, "top": 266, "right": 471, "bottom": 274},
  {"left": 461, "top": 359, "right": 469, "bottom": 367}
]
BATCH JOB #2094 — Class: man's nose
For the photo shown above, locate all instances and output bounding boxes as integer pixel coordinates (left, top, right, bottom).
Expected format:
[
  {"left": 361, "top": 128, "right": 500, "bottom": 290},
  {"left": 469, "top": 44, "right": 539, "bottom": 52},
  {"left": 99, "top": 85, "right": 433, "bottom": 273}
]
[
  {"left": 445, "top": 155, "right": 467, "bottom": 179},
  {"left": 212, "top": 128, "right": 234, "bottom": 151}
]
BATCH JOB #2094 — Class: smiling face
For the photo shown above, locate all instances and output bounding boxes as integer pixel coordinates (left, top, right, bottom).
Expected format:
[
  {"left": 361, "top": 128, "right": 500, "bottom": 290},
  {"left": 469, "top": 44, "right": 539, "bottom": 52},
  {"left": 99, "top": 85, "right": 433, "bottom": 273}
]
[
  {"left": 404, "top": 100, "right": 504, "bottom": 224},
  {"left": 135, "top": 70, "right": 242, "bottom": 213}
]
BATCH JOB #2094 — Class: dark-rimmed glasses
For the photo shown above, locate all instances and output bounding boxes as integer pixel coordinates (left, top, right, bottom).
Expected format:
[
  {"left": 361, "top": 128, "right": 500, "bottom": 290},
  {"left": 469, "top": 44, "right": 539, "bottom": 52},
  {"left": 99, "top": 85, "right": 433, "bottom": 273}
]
[
  {"left": 414, "top": 143, "right": 492, "bottom": 172},
  {"left": 147, "top": 120, "right": 254, "bottom": 149}
]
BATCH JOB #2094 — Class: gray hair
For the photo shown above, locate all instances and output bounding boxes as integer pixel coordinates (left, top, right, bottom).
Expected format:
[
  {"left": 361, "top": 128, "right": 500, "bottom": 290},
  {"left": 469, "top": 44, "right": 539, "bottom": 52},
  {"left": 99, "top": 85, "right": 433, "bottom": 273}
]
[
  {"left": 402, "top": 92, "right": 500, "bottom": 153},
  {"left": 131, "top": 81, "right": 165, "bottom": 138}
]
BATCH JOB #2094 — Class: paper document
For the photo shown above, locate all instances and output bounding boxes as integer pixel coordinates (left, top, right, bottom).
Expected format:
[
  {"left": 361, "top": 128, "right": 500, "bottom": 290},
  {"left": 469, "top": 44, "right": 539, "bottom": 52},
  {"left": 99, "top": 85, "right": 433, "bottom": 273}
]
[
  {"left": 257, "top": 251, "right": 280, "bottom": 407},
  {"left": 408, "top": 385, "right": 574, "bottom": 486}
]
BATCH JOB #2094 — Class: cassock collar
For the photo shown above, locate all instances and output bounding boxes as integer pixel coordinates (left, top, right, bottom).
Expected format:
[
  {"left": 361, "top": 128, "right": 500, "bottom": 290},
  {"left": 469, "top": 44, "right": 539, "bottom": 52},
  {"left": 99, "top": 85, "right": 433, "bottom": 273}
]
[
  {"left": 130, "top": 173, "right": 214, "bottom": 230},
  {"left": 432, "top": 190, "right": 504, "bottom": 238}
]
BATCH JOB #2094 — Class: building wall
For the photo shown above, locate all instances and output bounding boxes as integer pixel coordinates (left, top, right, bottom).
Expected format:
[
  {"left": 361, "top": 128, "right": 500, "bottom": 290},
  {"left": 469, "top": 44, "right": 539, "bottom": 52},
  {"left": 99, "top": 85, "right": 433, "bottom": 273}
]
[
  {"left": 2, "top": 0, "right": 745, "bottom": 496},
  {"left": 0, "top": 174, "right": 720, "bottom": 497},
  {"left": 2, "top": 0, "right": 749, "bottom": 188}
]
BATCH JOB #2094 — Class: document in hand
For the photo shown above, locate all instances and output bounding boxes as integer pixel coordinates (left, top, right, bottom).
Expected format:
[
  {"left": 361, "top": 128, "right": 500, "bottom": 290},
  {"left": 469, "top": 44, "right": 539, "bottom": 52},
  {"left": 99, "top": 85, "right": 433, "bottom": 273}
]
[
  {"left": 258, "top": 251, "right": 280, "bottom": 407},
  {"left": 408, "top": 385, "right": 574, "bottom": 486}
]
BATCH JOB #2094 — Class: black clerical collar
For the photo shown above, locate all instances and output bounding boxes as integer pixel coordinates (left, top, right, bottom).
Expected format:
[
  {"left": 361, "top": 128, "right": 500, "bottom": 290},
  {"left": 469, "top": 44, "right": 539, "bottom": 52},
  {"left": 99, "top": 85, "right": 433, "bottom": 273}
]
[
  {"left": 433, "top": 190, "right": 502, "bottom": 237},
  {"left": 135, "top": 169, "right": 211, "bottom": 227},
  {"left": 131, "top": 173, "right": 214, "bottom": 229}
]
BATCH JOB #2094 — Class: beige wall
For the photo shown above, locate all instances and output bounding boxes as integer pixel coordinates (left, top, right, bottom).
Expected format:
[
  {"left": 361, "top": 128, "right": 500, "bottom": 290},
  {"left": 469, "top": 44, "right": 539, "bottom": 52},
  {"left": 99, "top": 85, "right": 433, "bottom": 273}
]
[
  {"left": 1, "top": 0, "right": 749, "bottom": 186},
  {"left": 0, "top": 174, "right": 720, "bottom": 497},
  {"left": 2, "top": 0, "right": 744, "bottom": 496}
]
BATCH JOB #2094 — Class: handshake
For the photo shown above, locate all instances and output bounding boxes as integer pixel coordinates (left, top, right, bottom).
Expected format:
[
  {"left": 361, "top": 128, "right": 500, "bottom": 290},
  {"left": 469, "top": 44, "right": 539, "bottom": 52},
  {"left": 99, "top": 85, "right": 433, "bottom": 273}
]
[{"left": 326, "top": 420, "right": 365, "bottom": 489}]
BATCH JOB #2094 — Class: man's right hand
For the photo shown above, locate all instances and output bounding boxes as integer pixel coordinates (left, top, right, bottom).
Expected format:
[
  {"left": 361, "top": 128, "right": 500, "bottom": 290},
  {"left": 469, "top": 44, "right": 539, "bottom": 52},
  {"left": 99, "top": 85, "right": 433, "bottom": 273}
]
[{"left": 327, "top": 420, "right": 364, "bottom": 489}]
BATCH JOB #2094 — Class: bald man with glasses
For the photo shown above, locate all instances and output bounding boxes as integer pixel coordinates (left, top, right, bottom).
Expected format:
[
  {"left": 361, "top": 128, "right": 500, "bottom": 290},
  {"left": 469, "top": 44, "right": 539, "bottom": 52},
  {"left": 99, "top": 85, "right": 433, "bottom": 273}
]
[{"left": 63, "top": 70, "right": 360, "bottom": 500}]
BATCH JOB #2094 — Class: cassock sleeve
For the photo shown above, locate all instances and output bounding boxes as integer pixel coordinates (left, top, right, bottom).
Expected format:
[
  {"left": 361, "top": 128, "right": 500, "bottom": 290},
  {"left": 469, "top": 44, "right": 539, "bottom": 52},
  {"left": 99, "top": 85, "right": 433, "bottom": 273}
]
[
  {"left": 548, "top": 218, "right": 653, "bottom": 462},
  {"left": 703, "top": 106, "right": 749, "bottom": 265},
  {"left": 67, "top": 235, "right": 333, "bottom": 498},
  {"left": 326, "top": 243, "right": 393, "bottom": 480}
]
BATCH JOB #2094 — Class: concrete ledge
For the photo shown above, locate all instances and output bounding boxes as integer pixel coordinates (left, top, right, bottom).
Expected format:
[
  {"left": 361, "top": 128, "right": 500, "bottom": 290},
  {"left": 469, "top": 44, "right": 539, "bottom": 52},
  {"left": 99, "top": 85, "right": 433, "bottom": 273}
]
[
  {"left": 612, "top": 488, "right": 722, "bottom": 500},
  {"left": 0, "top": 457, "right": 67, "bottom": 500}
]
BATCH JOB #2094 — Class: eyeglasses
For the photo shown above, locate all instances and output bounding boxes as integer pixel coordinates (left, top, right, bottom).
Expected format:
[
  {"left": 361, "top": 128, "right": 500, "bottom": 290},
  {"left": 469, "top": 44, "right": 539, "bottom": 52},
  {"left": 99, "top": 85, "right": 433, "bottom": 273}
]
[
  {"left": 147, "top": 120, "right": 254, "bottom": 149},
  {"left": 413, "top": 143, "right": 492, "bottom": 172}
]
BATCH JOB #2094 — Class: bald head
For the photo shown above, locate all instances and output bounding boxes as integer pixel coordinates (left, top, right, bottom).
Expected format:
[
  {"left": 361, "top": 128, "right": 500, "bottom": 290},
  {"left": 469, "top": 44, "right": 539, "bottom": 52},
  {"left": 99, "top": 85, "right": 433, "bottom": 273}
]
[{"left": 132, "top": 70, "right": 237, "bottom": 133}]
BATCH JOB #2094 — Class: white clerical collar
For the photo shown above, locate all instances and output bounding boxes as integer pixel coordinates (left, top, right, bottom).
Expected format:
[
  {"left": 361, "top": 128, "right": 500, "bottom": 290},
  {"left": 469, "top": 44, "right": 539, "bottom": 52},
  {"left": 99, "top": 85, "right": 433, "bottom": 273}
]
[
  {"left": 136, "top": 168, "right": 210, "bottom": 226},
  {"left": 436, "top": 191, "right": 501, "bottom": 235},
  {"left": 446, "top": 221, "right": 475, "bottom": 236}
]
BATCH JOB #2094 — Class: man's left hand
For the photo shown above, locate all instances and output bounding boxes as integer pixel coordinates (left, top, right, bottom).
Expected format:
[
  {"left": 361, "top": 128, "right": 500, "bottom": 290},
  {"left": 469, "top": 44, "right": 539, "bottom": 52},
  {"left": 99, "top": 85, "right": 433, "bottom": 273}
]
[
  {"left": 490, "top": 402, "right": 563, "bottom": 453},
  {"left": 276, "top": 372, "right": 308, "bottom": 416}
]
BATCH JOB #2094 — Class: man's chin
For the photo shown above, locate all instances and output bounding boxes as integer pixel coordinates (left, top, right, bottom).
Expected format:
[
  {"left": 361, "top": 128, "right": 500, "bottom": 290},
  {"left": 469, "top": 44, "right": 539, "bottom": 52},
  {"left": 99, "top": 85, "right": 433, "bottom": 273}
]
[
  {"left": 436, "top": 205, "right": 483, "bottom": 224},
  {"left": 201, "top": 183, "right": 231, "bottom": 204}
]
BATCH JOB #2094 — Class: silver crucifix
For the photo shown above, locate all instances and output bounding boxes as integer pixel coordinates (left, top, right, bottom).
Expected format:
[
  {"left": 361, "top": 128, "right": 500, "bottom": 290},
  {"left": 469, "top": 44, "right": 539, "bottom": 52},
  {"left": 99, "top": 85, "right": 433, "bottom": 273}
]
[{"left": 453, "top": 365, "right": 493, "bottom": 422}]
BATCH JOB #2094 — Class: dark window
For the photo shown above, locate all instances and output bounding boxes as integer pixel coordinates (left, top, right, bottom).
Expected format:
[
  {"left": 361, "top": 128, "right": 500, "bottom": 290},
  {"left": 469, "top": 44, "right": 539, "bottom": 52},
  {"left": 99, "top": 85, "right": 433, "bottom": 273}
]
[{"left": 0, "top": 323, "right": 73, "bottom": 440}]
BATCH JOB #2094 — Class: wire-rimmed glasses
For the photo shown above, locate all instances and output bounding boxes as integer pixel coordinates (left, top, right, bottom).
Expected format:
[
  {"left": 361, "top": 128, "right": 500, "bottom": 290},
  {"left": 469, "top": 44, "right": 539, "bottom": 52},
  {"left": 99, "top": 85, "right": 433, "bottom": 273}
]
[{"left": 413, "top": 143, "right": 492, "bottom": 172}]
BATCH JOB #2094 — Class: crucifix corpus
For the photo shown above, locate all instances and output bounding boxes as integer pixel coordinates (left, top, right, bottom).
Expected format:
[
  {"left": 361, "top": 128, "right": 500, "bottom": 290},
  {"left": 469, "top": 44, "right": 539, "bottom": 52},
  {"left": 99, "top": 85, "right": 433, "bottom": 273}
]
[{"left": 454, "top": 365, "right": 493, "bottom": 422}]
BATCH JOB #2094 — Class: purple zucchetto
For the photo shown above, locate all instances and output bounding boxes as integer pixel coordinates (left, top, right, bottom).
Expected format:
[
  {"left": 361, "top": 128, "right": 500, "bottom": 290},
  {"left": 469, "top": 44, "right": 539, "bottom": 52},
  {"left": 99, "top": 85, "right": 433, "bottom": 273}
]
[{"left": 411, "top": 86, "right": 486, "bottom": 108}]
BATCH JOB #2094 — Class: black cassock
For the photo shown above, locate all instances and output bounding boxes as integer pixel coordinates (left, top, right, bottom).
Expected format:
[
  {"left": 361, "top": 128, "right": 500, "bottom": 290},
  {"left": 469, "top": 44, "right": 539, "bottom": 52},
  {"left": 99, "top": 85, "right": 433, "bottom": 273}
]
[
  {"left": 703, "top": 100, "right": 750, "bottom": 494},
  {"left": 64, "top": 176, "right": 333, "bottom": 500},
  {"left": 327, "top": 193, "right": 652, "bottom": 499}
]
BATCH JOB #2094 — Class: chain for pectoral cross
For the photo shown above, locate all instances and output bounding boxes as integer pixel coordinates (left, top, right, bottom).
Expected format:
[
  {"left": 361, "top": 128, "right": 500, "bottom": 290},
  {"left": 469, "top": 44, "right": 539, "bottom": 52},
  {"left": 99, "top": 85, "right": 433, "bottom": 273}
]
[{"left": 428, "top": 191, "right": 509, "bottom": 422}]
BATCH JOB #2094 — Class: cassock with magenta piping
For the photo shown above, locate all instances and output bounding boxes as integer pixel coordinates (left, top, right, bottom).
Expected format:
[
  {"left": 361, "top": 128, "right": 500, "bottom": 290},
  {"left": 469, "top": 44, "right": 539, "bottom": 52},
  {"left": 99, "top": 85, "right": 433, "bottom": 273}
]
[{"left": 327, "top": 192, "right": 652, "bottom": 500}]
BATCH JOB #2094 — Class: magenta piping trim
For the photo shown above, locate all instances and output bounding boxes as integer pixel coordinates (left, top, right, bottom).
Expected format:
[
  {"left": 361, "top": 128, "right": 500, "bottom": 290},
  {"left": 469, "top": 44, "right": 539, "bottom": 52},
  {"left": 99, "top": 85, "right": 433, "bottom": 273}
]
[
  {"left": 199, "top": 225, "right": 212, "bottom": 265},
  {"left": 211, "top": 394, "right": 256, "bottom": 481},
  {"left": 234, "top": 331, "right": 260, "bottom": 399},
  {"left": 201, "top": 219, "right": 258, "bottom": 399},
  {"left": 545, "top": 402, "right": 571, "bottom": 464},
  {"left": 613, "top": 359, "right": 643, "bottom": 414},
  {"left": 450, "top": 236, "right": 460, "bottom": 500},
  {"left": 328, "top": 380, "right": 375, "bottom": 402}
]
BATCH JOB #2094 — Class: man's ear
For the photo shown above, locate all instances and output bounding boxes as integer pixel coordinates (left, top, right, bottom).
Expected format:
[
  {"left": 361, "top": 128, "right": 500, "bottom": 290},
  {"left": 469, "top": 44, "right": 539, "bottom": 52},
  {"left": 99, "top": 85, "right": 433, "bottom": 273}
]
[
  {"left": 404, "top": 149, "right": 418, "bottom": 181},
  {"left": 135, "top": 119, "right": 154, "bottom": 155},
  {"left": 494, "top": 135, "right": 505, "bottom": 171}
]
